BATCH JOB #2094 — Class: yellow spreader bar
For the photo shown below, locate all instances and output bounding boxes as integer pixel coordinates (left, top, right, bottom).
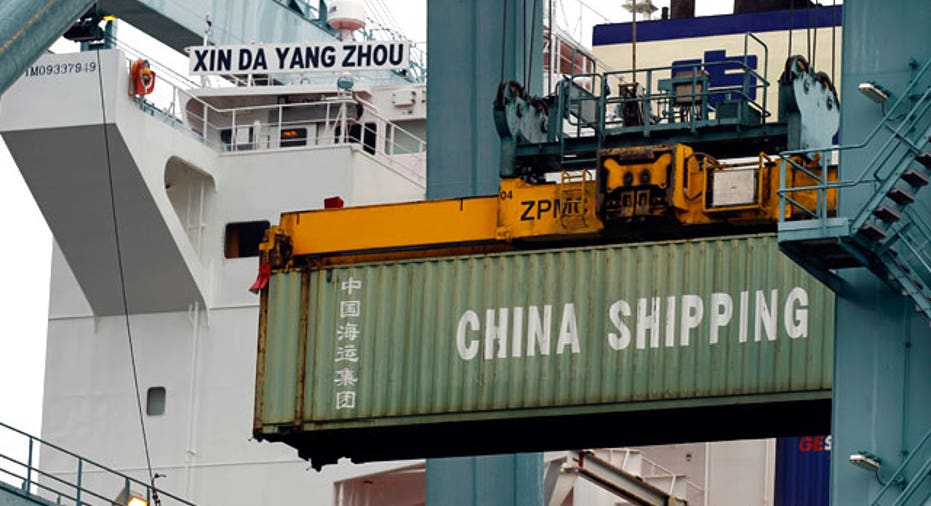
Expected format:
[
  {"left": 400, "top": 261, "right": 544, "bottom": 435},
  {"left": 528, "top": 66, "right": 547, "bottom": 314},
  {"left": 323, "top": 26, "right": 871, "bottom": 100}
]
[{"left": 279, "top": 195, "right": 502, "bottom": 261}]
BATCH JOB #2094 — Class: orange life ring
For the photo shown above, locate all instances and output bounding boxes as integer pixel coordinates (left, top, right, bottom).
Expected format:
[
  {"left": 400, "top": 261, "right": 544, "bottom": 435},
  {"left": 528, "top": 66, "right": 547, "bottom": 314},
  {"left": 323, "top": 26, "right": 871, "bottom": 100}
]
[{"left": 130, "top": 58, "right": 156, "bottom": 96}]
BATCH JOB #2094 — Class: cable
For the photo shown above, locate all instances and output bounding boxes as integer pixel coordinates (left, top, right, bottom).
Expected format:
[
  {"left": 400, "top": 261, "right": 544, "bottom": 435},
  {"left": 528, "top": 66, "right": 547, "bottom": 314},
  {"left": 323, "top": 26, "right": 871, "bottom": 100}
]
[
  {"left": 526, "top": 0, "right": 539, "bottom": 86},
  {"left": 812, "top": 1, "right": 818, "bottom": 69},
  {"left": 547, "top": 0, "right": 554, "bottom": 93},
  {"left": 557, "top": 0, "right": 571, "bottom": 36},
  {"left": 368, "top": 0, "right": 398, "bottom": 34},
  {"left": 805, "top": 1, "right": 812, "bottom": 64},
  {"left": 93, "top": 49, "right": 159, "bottom": 502},
  {"left": 631, "top": 0, "right": 638, "bottom": 83},
  {"left": 500, "top": 0, "right": 509, "bottom": 82},
  {"left": 831, "top": 0, "right": 836, "bottom": 81},
  {"left": 364, "top": 0, "right": 394, "bottom": 36},
  {"left": 522, "top": 0, "right": 528, "bottom": 84},
  {"left": 875, "top": 468, "right": 888, "bottom": 487},
  {"left": 374, "top": 0, "right": 403, "bottom": 35}
]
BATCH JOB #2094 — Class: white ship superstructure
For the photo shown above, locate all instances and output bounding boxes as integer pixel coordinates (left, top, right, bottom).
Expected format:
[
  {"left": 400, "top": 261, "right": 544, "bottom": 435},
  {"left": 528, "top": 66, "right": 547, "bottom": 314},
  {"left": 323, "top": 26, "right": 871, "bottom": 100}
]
[
  {"left": 0, "top": 44, "right": 428, "bottom": 504},
  {"left": 0, "top": 2, "right": 833, "bottom": 504}
]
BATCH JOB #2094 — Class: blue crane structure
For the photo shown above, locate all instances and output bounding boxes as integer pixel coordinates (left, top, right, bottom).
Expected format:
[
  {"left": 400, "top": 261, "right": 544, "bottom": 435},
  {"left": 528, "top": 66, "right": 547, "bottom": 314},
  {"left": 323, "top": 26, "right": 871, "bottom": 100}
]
[
  {"left": 4, "top": 0, "right": 931, "bottom": 505},
  {"left": 0, "top": 1, "right": 544, "bottom": 505},
  {"left": 776, "top": 1, "right": 931, "bottom": 504}
]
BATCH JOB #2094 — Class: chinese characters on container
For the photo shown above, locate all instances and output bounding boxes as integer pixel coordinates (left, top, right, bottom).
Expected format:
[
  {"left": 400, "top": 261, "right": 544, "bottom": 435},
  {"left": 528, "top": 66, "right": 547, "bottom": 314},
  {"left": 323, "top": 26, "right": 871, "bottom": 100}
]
[{"left": 335, "top": 277, "right": 362, "bottom": 411}]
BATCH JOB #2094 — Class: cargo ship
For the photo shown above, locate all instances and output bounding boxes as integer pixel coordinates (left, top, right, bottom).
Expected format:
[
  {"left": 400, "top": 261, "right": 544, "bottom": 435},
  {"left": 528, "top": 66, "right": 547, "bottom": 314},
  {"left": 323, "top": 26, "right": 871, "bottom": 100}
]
[{"left": 0, "top": 1, "right": 852, "bottom": 505}]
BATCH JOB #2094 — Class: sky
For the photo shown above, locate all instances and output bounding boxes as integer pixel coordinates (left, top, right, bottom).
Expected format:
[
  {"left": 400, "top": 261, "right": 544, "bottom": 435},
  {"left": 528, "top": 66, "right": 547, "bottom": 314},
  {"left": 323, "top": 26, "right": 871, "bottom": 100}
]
[{"left": 0, "top": 0, "right": 743, "bottom": 472}]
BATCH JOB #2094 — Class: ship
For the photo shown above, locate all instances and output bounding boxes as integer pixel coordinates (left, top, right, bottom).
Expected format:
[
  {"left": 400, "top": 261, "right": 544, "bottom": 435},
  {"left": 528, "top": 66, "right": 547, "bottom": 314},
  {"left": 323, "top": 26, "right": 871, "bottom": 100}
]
[{"left": 0, "top": 1, "right": 851, "bottom": 505}]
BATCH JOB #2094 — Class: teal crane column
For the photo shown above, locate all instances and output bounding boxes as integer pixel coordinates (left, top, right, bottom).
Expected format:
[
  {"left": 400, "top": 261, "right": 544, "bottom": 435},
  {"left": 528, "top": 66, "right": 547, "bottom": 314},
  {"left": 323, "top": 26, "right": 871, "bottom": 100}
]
[
  {"left": 832, "top": 1, "right": 931, "bottom": 504},
  {"left": 0, "top": 0, "right": 94, "bottom": 96},
  {"left": 427, "top": 454, "right": 544, "bottom": 506},
  {"left": 426, "top": 0, "right": 543, "bottom": 199},
  {"left": 425, "top": 0, "right": 544, "bottom": 504}
]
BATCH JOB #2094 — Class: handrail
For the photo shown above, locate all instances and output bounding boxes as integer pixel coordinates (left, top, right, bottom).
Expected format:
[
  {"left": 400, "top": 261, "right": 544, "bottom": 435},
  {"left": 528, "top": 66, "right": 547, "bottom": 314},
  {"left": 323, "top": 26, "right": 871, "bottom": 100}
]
[
  {"left": 0, "top": 456, "right": 127, "bottom": 505},
  {"left": 106, "top": 36, "right": 201, "bottom": 90},
  {"left": 744, "top": 32, "right": 769, "bottom": 117},
  {"left": 870, "top": 425, "right": 931, "bottom": 506},
  {"left": 554, "top": 34, "right": 773, "bottom": 142},
  {"left": 607, "top": 448, "right": 704, "bottom": 499},
  {"left": 0, "top": 419, "right": 196, "bottom": 505},
  {"left": 122, "top": 53, "right": 426, "bottom": 185},
  {"left": 559, "top": 62, "right": 769, "bottom": 133},
  {"left": 850, "top": 86, "right": 931, "bottom": 187},
  {"left": 777, "top": 56, "right": 931, "bottom": 223}
]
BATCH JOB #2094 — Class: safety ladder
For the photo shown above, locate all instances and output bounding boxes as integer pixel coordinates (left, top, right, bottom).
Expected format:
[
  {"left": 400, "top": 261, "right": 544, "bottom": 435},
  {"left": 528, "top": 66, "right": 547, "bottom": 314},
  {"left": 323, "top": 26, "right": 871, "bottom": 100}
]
[{"left": 559, "top": 168, "right": 593, "bottom": 228}]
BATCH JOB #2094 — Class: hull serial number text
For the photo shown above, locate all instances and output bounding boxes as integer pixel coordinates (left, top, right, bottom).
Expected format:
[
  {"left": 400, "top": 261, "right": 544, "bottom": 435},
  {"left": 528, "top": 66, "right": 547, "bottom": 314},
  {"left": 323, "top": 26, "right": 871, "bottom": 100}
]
[{"left": 25, "top": 62, "right": 97, "bottom": 77}]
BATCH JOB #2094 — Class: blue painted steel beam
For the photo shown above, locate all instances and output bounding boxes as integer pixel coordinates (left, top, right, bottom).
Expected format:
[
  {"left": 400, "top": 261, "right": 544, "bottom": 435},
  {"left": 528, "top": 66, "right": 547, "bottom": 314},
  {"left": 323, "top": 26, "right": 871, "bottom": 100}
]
[
  {"left": 831, "top": 1, "right": 931, "bottom": 505},
  {"left": 515, "top": 123, "right": 790, "bottom": 165},
  {"left": 0, "top": 0, "right": 94, "bottom": 96},
  {"left": 426, "top": 454, "right": 544, "bottom": 506},
  {"left": 425, "top": 0, "right": 544, "bottom": 502},
  {"left": 97, "top": 0, "right": 336, "bottom": 54},
  {"left": 426, "top": 0, "right": 543, "bottom": 199}
]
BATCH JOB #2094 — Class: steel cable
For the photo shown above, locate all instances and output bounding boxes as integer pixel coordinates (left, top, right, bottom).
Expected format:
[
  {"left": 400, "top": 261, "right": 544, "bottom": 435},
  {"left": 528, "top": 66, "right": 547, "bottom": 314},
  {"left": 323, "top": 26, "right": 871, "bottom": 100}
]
[
  {"left": 526, "top": 0, "right": 539, "bottom": 86},
  {"left": 501, "top": 0, "right": 509, "bottom": 82},
  {"left": 93, "top": 46, "right": 159, "bottom": 504}
]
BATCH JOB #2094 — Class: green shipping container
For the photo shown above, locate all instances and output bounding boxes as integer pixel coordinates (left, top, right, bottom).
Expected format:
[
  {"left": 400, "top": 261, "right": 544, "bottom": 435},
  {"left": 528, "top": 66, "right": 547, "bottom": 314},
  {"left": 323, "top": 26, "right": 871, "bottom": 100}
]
[{"left": 255, "top": 234, "right": 833, "bottom": 467}]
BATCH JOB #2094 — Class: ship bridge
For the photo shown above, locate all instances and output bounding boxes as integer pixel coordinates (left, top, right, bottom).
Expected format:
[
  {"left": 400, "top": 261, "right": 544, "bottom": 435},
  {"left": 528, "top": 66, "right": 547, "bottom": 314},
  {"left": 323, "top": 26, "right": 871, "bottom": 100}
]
[{"left": 0, "top": 48, "right": 425, "bottom": 315}]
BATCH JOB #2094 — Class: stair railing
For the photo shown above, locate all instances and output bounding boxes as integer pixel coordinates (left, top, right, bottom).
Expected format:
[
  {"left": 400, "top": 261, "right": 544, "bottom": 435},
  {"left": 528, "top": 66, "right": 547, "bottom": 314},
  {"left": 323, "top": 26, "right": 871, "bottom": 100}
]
[
  {"left": 0, "top": 420, "right": 195, "bottom": 506},
  {"left": 848, "top": 87, "right": 931, "bottom": 234},
  {"left": 870, "top": 425, "right": 931, "bottom": 506},
  {"left": 778, "top": 57, "right": 931, "bottom": 226}
]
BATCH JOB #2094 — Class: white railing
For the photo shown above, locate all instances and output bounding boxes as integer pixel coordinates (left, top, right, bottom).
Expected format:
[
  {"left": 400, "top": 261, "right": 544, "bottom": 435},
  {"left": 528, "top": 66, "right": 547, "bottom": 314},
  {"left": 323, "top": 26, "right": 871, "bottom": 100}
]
[
  {"left": 124, "top": 54, "right": 426, "bottom": 186},
  {"left": 606, "top": 448, "right": 705, "bottom": 504},
  {"left": 205, "top": 68, "right": 416, "bottom": 88},
  {"left": 0, "top": 420, "right": 196, "bottom": 506}
]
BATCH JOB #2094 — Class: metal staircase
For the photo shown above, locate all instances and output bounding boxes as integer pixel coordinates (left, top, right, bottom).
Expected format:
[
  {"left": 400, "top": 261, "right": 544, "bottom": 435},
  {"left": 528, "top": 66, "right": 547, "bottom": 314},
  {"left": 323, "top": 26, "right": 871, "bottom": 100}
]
[
  {"left": 0, "top": 420, "right": 194, "bottom": 506},
  {"left": 545, "top": 450, "right": 691, "bottom": 506},
  {"left": 868, "top": 426, "right": 931, "bottom": 506},
  {"left": 777, "top": 57, "right": 931, "bottom": 321}
]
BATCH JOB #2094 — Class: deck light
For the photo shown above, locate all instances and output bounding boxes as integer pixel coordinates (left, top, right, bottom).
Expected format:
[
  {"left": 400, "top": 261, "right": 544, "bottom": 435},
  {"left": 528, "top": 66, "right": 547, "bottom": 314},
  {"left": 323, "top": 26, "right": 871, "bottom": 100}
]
[
  {"left": 858, "top": 82, "right": 889, "bottom": 104},
  {"left": 114, "top": 487, "right": 148, "bottom": 506},
  {"left": 849, "top": 451, "right": 881, "bottom": 472},
  {"left": 126, "top": 496, "right": 148, "bottom": 506}
]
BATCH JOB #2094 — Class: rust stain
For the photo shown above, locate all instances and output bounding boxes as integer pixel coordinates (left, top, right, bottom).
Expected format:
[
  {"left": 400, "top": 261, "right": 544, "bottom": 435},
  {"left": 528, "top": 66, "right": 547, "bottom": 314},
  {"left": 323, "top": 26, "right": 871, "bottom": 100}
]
[
  {"left": 293, "top": 270, "right": 311, "bottom": 427},
  {"left": 253, "top": 284, "right": 270, "bottom": 435}
]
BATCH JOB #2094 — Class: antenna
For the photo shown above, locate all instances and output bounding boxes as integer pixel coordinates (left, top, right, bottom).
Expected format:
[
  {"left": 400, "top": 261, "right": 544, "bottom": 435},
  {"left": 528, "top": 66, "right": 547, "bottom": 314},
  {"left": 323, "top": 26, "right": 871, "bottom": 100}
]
[
  {"left": 622, "top": 0, "right": 659, "bottom": 17},
  {"left": 622, "top": 0, "right": 656, "bottom": 83}
]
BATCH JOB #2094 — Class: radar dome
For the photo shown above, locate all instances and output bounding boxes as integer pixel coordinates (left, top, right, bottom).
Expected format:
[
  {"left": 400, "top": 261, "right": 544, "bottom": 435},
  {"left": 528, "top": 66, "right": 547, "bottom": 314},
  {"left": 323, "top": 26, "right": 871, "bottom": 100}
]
[{"left": 328, "top": 0, "right": 366, "bottom": 34}]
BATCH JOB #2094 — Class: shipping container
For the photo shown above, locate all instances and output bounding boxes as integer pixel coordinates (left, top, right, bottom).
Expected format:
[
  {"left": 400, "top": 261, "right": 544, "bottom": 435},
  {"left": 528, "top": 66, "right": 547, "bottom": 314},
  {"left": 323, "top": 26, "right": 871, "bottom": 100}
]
[
  {"left": 254, "top": 234, "right": 834, "bottom": 467},
  {"left": 775, "top": 435, "right": 831, "bottom": 506}
]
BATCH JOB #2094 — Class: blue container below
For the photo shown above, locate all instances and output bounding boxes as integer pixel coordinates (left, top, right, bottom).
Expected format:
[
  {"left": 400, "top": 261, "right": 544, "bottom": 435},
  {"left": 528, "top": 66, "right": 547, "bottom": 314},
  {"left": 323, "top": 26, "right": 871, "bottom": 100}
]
[{"left": 775, "top": 436, "right": 831, "bottom": 506}]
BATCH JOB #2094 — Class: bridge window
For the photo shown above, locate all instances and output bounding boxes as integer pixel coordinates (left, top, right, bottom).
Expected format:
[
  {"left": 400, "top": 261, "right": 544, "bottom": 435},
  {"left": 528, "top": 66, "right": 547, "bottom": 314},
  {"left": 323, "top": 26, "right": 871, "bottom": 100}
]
[
  {"left": 280, "top": 127, "right": 308, "bottom": 147},
  {"left": 146, "top": 387, "right": 166, "bottom": 416},
  {"left": 225, "top": 220, "right": 270, "bottom": 258}
]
